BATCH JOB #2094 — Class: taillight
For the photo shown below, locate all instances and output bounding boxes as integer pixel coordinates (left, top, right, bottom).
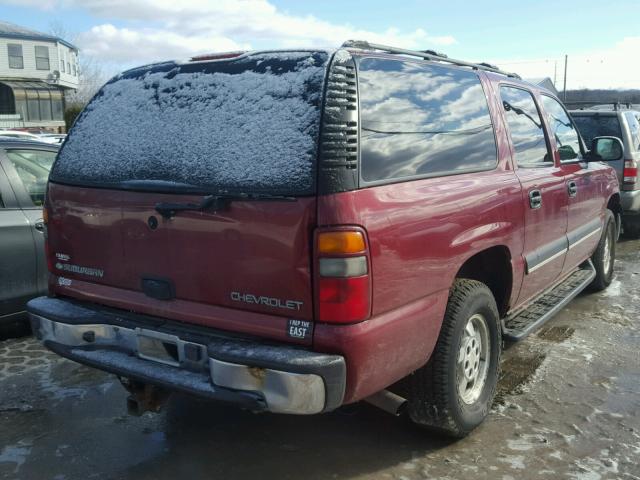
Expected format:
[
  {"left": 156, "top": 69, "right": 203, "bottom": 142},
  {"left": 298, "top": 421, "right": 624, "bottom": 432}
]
[
  {"left": 623, "top": 159, "right": 638, "bottom": 185},
  {"left": 315, "top": 229, "right": 371, "bottom": 324}
]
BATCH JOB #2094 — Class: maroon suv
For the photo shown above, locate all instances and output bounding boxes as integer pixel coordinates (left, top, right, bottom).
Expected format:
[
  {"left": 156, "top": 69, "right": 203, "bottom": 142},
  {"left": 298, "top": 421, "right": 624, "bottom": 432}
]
[{"left": 28, "top": 41, "right": 623, "bottom": 437}]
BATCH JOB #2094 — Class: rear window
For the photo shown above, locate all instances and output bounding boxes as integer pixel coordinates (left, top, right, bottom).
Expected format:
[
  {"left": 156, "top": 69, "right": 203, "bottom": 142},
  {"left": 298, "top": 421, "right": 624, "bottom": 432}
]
[
  {"left": 51, "top": 51, "right": 329, "bottom": 195},
  {"left": 571, "top": 114, "right": 622, "bottom": 149},
  {"left": 358, "top": 57, "right": 497, "bottom": 183},
  {"left": 624, "top": 112, "right": 640, "bottom": 150}
]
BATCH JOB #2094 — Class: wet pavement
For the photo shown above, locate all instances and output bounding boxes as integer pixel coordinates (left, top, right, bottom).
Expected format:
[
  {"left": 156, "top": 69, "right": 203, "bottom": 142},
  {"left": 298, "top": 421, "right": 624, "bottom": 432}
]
[{"left": 1, "top": 239, "right": 639, "bottom": 480}]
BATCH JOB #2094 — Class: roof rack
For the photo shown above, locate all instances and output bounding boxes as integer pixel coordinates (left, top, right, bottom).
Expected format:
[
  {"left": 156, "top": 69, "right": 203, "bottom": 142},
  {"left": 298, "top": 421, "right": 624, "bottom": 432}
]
[
  {"left": 341, "top": 40, "right": 521, "bottom": 79},
  {"left": 564, "top": 101, "right": 635, "bottom": 111}
]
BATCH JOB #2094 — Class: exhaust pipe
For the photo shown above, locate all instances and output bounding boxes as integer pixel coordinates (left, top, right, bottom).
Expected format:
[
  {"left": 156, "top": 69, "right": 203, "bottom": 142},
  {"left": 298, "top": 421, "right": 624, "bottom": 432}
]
[{"left": 364, "top": 389, "right": 407, "bottom": 416}]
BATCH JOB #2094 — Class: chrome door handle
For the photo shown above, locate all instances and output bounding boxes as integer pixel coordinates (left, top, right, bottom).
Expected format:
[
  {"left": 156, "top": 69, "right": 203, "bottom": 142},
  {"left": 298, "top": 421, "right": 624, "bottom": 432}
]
[
  {"left": 567, "top": 181, "right": 578, "bottom": 198},
  {"left": 529, "top": 189, "right": 542, "bottom": 209},
  {"left": 34, "top": 220, "right": 45, "bottom": 232}
]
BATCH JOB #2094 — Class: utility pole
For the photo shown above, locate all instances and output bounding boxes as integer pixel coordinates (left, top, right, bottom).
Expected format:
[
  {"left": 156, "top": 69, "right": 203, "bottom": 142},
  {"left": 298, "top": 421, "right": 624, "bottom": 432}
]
[
  {"left": 553, "top": 60, "right": 557, "bottom": 87},
  {"left": 563, "top": 55, "right": 568, "bottom": 102}
]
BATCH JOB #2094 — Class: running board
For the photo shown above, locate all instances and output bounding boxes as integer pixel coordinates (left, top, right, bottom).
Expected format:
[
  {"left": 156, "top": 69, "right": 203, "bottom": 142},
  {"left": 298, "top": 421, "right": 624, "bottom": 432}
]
[{"left": 502, "top": 261, "right": 596, "bottom": 342}]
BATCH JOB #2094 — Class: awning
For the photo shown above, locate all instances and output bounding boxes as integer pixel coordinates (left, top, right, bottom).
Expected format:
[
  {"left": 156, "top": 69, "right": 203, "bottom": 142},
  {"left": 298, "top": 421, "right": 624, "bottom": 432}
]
[{"left": 0, "top": 80, "right": 64, "bottom": 101}]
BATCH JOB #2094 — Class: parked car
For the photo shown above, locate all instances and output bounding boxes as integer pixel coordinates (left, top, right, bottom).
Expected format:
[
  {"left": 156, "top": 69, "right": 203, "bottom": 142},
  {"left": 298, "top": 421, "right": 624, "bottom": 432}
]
[
  {"left": 36, "top": 134, "right": 67, "bottom": 145},
  {"left": 0, "top": 130, "right": 42, "bottom": 141},
  {"left": 570, "top": 107, "right": 640, "bottom": 237},
  {"left": 0, "top": 139, "right": 57, "bottom": 325},
  {"left": 27, "top": 41, "right": 622, "bottom": 437}
]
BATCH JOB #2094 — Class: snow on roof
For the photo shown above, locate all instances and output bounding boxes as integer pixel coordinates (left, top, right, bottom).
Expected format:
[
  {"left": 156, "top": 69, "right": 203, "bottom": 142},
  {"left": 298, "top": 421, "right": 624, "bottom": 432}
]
[{"left": 0, "top": 20, "right": 78, "bottom": 51}]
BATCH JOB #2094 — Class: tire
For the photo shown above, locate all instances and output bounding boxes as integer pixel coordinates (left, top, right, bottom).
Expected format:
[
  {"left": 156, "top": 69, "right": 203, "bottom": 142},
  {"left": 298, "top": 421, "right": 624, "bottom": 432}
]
[
  {"left": 589, "top": 209, "right": 616, "bottom": 292},
  {"left": 623, "top": 218, "right": 640, "bottom": 239},
  {"left": 407, "top": 279, "right": 501, "bottom": 438}
]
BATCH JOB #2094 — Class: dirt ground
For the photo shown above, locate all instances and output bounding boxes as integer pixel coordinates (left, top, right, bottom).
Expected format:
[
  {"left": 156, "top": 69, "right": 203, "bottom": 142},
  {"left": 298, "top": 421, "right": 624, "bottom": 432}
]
[{"left": 1, "top": 239, "right": 639, "bottom": 480}]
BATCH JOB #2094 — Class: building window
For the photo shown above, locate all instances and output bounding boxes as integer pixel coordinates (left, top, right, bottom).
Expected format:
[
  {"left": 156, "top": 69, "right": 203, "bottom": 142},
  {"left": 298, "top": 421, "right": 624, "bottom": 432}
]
[
  {"left": 35, "top": 46, "right": 50, "bottom": 70},
  {"left": 72, "top": 61, "right": 77, "bottom": 76},
  {"left": 67, "top": 61, "right": 70, "bottom": 73},
  {"left": 8, "top": 44, "right": 23, "bottom": 69},
  {"left": 60, "top": 59, "right": 65, "bottom": 73}
]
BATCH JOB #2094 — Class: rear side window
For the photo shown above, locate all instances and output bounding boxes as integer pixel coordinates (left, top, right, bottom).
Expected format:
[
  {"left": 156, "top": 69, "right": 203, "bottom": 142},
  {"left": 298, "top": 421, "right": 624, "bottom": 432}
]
[
  {"left": 52, "top": 51, "right": 329, "bottom": 195},
  {"left": 500, "top": 86, "right": 550, "bottom": 167},
  {"left": 624, "top": 112, "right": 640, "bottom": 150},
  {"left": 6, "top": 149, "right": 55, "bottom": 206},
  {"left": 571, "top": 114, "right": 622, "bottom": 149},
  {"left": 540, "top": 95, "right": 581, "bottom": 161},
  {"left": 358, "top": 58, "right": 497, "bottom": 182}
]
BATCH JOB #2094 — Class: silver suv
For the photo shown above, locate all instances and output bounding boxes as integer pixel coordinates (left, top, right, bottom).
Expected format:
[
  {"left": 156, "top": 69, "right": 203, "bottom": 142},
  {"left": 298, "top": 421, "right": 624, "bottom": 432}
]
[
  {"left": 0, "top": 138, "right": 56, "bottom": 326},
  {"left": 570, "top": 105, "right": 640, "bottom": 237}
]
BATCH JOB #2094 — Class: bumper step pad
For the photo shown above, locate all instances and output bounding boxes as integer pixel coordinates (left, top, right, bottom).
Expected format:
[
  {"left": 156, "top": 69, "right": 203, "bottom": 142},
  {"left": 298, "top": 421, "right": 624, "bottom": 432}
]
[{"left": 503, "top": 263, "right": 595, "bottom": 341}]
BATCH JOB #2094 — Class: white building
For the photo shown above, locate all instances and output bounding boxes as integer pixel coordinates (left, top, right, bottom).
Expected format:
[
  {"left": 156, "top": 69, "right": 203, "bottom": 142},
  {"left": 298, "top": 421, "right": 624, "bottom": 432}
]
[{"left": 0, "top": 21, "right": 79, "bottom": 131}]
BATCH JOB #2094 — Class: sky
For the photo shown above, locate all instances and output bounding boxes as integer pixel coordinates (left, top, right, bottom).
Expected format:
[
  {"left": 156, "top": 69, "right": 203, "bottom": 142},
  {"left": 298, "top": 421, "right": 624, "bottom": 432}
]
[{"left": 1, "top": 0, "right": 639, "bottom": 89}]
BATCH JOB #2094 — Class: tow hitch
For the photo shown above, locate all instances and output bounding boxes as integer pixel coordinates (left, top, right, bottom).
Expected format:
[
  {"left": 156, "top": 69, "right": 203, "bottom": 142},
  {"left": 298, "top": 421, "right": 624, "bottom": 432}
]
[{"left": 120, "top": 378, "right": 171, "bottom": 416}]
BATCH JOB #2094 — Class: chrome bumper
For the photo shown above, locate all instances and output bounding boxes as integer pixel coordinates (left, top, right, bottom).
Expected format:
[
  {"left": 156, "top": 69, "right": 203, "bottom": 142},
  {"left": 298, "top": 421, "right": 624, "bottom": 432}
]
[{"left": 28, "top": 298, "right": 346, "bottom": 415}]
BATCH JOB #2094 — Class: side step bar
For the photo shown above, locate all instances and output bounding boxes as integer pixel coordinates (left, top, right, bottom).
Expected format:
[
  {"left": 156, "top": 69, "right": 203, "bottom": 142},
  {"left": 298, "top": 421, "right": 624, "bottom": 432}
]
[{"left": 502, "top": 262, "right": 596, "bottom": 342}]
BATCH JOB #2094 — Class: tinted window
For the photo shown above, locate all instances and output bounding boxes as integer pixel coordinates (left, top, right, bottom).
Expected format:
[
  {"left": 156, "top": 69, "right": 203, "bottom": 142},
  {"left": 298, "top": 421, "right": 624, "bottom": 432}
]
[
  {"left": 358, "top": 58, "right": 497, "bottom": 182},
  {"left": 572, "top": 114, "right": 622, "bottom": 149},
  {"left": 6, "top": 149, "right": 56, "bottom": 206},
  {"left": 540, "top": 95, "right": 581, "bottom": 161},
  {"left": 500, "top": 87, "right": 550, "bottom": 166},
  {"left": 52, "top": 51, "right": 328, "bottom": 195},
  {"left": 625, "top": 112, "right": 640, "bottom": 150}
]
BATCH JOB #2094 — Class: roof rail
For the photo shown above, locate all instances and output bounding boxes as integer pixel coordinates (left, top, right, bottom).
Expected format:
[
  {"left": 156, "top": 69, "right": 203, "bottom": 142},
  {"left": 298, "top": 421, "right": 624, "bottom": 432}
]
[
  {"left": 341, "top": 40, "right": 521, "bottom": 79},
  {"left": 564, "top": 101, "right": 635, "bottom": 111}
]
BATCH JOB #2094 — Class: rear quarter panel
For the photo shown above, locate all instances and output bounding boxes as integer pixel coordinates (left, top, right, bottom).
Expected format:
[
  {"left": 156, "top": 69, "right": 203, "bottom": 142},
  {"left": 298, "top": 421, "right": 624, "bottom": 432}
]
[{"left": 315, "top": 72, "right": 525, "bottom": 401}]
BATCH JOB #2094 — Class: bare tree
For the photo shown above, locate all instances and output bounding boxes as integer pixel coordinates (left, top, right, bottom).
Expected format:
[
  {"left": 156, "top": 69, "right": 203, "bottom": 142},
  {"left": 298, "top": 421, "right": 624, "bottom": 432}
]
[{"left": 49, "top": 21, "right": 110, "bottom": 107}]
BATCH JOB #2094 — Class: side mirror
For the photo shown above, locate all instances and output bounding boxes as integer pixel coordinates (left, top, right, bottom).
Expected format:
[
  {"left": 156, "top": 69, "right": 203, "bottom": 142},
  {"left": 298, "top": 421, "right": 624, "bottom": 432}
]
[{"left": 588, "top": 136, "right": 624, "bottom": 162}]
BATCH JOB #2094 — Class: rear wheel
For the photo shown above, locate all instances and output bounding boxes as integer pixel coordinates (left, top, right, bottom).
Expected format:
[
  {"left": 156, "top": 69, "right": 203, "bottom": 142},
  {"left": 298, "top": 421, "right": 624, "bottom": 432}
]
[
  {"left": 407, "top": 279, "right": 501, "bottom": 438},
  {"left": 590, "top": 210, "right": 616, "bottom": 292}
]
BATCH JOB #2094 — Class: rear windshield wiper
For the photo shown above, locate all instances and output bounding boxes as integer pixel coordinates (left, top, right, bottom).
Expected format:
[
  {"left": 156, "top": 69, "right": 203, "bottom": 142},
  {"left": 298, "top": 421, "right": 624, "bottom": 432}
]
[{"left": 154, "top": 192, "right": 296, "bottom": 219}]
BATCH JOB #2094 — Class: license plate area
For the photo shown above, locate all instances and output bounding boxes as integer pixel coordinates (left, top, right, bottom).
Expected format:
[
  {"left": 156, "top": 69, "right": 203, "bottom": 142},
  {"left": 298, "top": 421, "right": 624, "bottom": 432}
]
[{"left": 136, "top": 329, "right": 181, "bottom": 367}]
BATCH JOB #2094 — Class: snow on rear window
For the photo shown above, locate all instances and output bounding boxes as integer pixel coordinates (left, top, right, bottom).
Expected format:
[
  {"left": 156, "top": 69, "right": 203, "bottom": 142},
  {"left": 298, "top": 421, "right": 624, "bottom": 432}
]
[{"left": 52, "top": 51, "right": 329, "bottom": 195}]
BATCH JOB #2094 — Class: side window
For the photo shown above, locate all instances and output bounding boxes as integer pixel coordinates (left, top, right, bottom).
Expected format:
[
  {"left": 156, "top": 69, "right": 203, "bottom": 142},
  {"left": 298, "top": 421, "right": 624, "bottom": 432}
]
[
  {"left": 540, "top": 95, "right": 582, "bottom": 161},
  {"left": 358, "top": 58, "right": 497, "bottom": 182},
  {"left": 625, "top": 112, "right": 640, "bottom": 150},
  {"left": 500, "top": 86, "right": 551, "bottom": 166},
  {"left": 5, "top": 149, "right": 56, "bottom": 207}
]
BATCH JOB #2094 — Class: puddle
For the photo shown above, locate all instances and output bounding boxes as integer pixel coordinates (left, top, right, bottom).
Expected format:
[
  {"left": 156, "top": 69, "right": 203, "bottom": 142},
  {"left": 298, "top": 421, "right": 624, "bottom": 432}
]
[
  {"left": 537, "top": 326, "right": 575, "bottom": 343},
  {"left": 495, "top": 350, "right": 546, "bottom": 405}
]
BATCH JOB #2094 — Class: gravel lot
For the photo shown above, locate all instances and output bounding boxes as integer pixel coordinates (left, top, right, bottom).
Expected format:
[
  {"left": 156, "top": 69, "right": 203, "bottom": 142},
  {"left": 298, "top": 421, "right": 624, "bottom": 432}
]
[{"left": 1, "top": 239, "right": 639, "bottom": 480}]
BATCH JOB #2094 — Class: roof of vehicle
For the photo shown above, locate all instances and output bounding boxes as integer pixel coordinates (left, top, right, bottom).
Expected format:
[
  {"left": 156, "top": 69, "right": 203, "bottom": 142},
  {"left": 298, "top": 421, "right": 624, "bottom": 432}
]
[
  {"left": 120, "top": 41, "right": 521, "bottom": 83},
  {"left": 0, "top": 137, "right": 60, "bottom": 149}
]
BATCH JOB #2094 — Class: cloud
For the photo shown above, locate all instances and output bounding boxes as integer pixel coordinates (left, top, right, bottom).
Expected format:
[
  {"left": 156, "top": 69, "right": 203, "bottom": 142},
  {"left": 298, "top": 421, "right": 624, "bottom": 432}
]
[
  {"left": 77, "top": 24, "right": 249, "bottom": 63},
  {"left": 493, "top": 36, "right": 640, "bottom": 90},
  {"left": 3, "top": 0, "right": 455, "bottom": 67}
]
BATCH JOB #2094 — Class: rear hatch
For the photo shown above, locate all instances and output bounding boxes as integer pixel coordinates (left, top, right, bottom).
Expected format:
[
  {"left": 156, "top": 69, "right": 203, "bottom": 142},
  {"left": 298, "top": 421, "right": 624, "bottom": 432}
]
[{"left": 46, "top": 51, "right": 330, "bottom": 335}]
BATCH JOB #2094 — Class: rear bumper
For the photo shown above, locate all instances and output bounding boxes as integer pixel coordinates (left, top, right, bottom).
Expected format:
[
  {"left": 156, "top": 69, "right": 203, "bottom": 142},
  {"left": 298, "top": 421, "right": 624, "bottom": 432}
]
[
  {"left": 621, "top": 189, "right": 640, "bottom": 215},
  {"left": 27, "top": 297, "right": 346, "bottom": 414}
]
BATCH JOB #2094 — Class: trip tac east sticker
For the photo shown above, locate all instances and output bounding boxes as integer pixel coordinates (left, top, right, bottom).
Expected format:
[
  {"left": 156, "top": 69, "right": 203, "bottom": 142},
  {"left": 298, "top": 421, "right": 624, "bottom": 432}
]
[{"left": 287, "top": 319, "right": 313, "bottom": 340}]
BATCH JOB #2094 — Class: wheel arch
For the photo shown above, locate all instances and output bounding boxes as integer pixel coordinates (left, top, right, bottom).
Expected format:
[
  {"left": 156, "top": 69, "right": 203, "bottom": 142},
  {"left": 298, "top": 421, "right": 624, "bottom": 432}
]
[
  {"left": 607, "top": 192, "right": 622, "bottom": 238},
  {"left": 454, "top": 245, "right": 513, "bottom": 317}
]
